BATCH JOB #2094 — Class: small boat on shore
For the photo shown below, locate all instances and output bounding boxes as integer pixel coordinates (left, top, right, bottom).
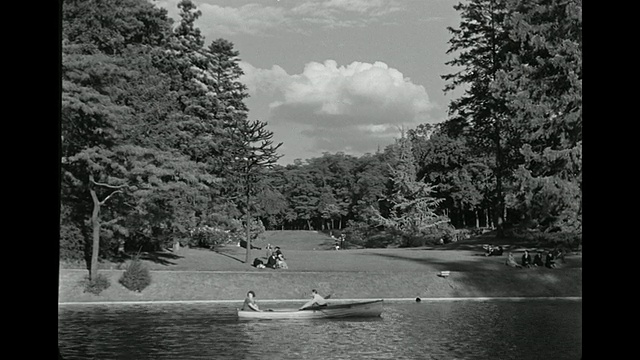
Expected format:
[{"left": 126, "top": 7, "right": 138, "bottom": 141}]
[{"left": 237, "top": 299, "right": 384, "bottom": 320}]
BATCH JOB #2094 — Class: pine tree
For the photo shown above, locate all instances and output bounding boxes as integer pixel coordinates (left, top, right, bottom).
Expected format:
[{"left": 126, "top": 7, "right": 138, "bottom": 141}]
[
  {"left": 495, "top": 0, "right": 582, "bottom": 233},
  {"left": 372, "top": 131, "right": 449, "bottom": 244},
  {"left": 443, "top": 0, "right": 523, "bottom": 237}
]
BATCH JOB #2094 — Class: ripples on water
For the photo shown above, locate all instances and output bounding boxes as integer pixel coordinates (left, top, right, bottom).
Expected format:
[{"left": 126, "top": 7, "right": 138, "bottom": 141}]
[{"left": 58, "top": 300, "right": 581, "bottom": 360}]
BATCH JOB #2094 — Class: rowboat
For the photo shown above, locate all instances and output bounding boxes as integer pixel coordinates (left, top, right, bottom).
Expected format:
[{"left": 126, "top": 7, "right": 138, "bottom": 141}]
[{"left": 237, "top": 299, "right": 384, "bottom": 320}]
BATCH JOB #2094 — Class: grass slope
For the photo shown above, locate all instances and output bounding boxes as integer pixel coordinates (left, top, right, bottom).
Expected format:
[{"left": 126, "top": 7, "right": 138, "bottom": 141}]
[{"left": 59, "top": 231, "right": 582, "bottom": 302}]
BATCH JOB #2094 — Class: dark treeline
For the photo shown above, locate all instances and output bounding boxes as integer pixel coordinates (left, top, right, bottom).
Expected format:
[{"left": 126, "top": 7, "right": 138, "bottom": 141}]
[{"left": 60, "top": 0, "right": 582, "bottom": 273}]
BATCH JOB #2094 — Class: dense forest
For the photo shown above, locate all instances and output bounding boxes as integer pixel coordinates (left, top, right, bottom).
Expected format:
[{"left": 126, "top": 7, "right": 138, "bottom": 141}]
[{"left": 61, "top": 0, "right": 582, "bottom": 275}]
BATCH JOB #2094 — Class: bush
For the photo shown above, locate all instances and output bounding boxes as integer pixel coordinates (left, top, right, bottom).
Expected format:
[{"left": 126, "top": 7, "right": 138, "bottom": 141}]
[
  {"left": 60, "top": 220, "right": 86, "bottom": 262},
  {"left": 80, "top": 273, "right": 111, "bottom": 295},
  {"left": 189, "top": 226, "right": 234, "bottom": 248},
  {"left": 119, "top": 257, "right": 151, "bottom": 292}
]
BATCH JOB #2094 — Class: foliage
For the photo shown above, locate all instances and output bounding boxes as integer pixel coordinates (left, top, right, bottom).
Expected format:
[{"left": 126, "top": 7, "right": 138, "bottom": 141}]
[
  {"left": 59, "top": 204, "right": 87, "bottom": 262},
  {"left": 119, "top": 256, "right": 152, "bottom": 292},
  {"left": 188, "top": 226, "right": 234, "bottom": 248},
  {"left": 80, "top": 273, "right": 111, "bottom": 295},
  {"left": 371, "top": 132, "right": 449, "bottom": 244},
  {"left": 494, "top": 0, "right": 582, "bottom": 233}
]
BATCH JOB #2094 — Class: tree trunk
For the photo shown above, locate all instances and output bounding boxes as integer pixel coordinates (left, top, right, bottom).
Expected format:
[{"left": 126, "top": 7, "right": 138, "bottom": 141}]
[
  {"left": 339, "top": 217, "right": 342, "bottom": 230},
  {"left": 244, "top": 191, "right": 251, "bottom": 264},
  {"left": 89, "top": 184, "right": 101, "bottom": 281},
  {"left": 461, "top": 210, "right": 466, "bottom": 228},
  {"left": 495, "top": 177, "right": 505, "bottom": 238},
  {"left": 484, "top": 209, "right": 491, "bottom": 228},
  {"left": 307, "top": 219, "right": 312, "bottom": 230},
  {"left": 475, "top": 209, "right": 480, "bottom": 228}
]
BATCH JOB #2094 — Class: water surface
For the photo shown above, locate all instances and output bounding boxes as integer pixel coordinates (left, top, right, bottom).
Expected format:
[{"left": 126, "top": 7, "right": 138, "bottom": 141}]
[{"left": 58, "top": 300, "right": 581, "bottom": 359}]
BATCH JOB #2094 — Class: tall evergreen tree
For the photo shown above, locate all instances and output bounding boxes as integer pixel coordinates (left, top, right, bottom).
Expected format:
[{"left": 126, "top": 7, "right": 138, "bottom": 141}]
[
  {"left": 495, "top": 0, "right": 582, "bottom": 233},
  {"left": 372, "top": 132, "right": 449, "bottom": 245},
  {"left": 443, "top": 0, "right": 522, "bottom": 237}
]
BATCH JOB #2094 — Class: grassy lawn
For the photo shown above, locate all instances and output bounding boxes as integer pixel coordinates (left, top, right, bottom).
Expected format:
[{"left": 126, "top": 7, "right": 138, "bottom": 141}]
[
  {"left": 60, "top": 230, "right": 582, "bottom": 273},
  {"left": 59, "top": 230, "right": 582, "bottom": 302}
]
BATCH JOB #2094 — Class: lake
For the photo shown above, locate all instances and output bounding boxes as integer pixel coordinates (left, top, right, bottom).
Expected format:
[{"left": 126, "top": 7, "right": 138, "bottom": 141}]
[{"left": 58, "top": 299, "right": 581, "bottom": 359}]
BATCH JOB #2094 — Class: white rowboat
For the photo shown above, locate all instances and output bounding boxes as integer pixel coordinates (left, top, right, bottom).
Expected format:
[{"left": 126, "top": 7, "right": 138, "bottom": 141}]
[{"left": 237, "top": 299, "right": 383, "bottom": 320}]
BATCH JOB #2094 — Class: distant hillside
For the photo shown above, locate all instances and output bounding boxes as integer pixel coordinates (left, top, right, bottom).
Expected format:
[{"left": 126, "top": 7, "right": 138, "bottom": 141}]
[{"left": 254, "top": 230, "right": 336, "bottom": 251}]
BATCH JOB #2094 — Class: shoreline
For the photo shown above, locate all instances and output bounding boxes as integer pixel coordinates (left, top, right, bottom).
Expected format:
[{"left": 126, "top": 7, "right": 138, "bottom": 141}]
[
  {"left": 58, "top": 296, "right": 582, "bottom": 306},
  {"left": 58, "top": 267, "right": 582, "bottom": 304}
]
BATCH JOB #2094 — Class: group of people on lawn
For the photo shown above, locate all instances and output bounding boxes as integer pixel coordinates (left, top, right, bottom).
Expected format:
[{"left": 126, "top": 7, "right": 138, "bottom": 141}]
[
  {"left": 484, "top": 243, "right": 564, "bottom": 269},
  {"left": 505, "top": 249, "right": 563, "bottom": 269},
  {"left": 252, "top": 244, "right": 288, "bottom": 269}
]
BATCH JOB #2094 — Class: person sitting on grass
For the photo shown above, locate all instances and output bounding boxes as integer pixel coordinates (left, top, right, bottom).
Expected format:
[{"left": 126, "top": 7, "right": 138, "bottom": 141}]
[
  {"left": 299, "top": 289, "right": 328, "bottom": 310},
  {"left": 553, "top": 248, "right": 566, "bottom": 264},
  {"left": 252, "top": 258, "right": 265, "bottom": 269},
  {"left": 521, "top": 250, "right": 532, "bottom": 268},
  {"left": 533, "top": 251, "right": 544, "bottom": 267},
  {"left": 545, "top": 251, "right": 556, "bottom": 269},
  {"left": 276, "top": 253, "right": 288, "bottom": 269},
  {"left": 242, "top": 291, "right": 262, "bottom": 312},
  {"left": 485, "top": 245, "right": 504, "bottom": 256},
  {"left": 266, "top": 253, "right": 278, "bottom": 269},
  {"left": 505, "top": 252, "right": 523, "bottom": 268}
]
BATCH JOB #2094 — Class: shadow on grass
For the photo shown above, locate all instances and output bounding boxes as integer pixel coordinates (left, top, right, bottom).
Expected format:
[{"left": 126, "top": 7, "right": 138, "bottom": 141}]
[
  {"left": 212, "top": 248, "right": 246, "bottom": 264},
  {"left": 362, "top": 251, "right": 582, "bottom": 297},
  {"left": 359, "top": 250, "right": 582, "bottom": 272},
  {"left": 419, "top": 235, "right": 570, "bottom": 253},
  {"left": 139, "top": 251, "right": 183, "bottom": 266},
  {"left": 360, "top": 251, "right": 506, "bottom": 272}
]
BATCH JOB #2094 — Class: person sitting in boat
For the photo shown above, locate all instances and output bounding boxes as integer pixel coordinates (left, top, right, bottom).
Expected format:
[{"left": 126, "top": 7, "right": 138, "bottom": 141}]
[
  {"left": 242, "top": 291, "right": 263, "bottom": 312},
  {"left": 521, "top": 250, "right": 532, "bottom": 268},
  {"left": 533, "top": 251, "right": 544, "bottom": 267},
  {"left": 299, "top": 289, "right": 328, "bottom": 310},
  {"left": 505, "top": 252, "right": 522, "bottom": 268}
]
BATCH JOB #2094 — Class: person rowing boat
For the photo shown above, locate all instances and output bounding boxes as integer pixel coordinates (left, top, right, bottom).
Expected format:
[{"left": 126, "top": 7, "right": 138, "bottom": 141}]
[{"left": 299, "top": 289, "right": 328, "bottom": 310}]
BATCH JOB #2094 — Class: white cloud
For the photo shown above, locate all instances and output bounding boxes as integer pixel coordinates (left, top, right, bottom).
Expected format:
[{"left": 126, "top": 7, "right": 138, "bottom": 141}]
[
  {"left": 239, "top": 61, "right": 291, "bottom": 96},
  {"left": 267, "top": 60, "right": 432, "bottom": 124},
  {"left": 241, "top": 59, "right": 435, "bottom": 155},
  {"left": 154, "top": 1, "right": 404, "bottom": 37},
  {"left": 198, "top": 3, "right": 289, "bottom": 36}
]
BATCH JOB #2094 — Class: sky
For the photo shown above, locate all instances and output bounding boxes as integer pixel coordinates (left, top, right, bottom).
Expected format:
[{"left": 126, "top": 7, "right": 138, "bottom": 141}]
[{"left": 153, "top": 0, "right": 463, "bottom": 164}]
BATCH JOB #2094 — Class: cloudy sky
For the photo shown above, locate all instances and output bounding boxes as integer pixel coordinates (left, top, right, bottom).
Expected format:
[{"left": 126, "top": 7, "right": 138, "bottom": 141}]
[{"left": 154, "top": 0, "right": 463, "bottom": 164}]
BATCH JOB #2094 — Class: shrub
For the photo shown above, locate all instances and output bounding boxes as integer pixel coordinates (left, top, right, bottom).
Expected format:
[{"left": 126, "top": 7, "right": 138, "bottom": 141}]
[
  {"left": 60, "top": 220, "right": 86, "bottom": 262},
  {"left": 119, "top": 257, "right": 151, "bottom": 292},
  {"left": 80, "top": 273, "right": 111, "bottom": 295}
]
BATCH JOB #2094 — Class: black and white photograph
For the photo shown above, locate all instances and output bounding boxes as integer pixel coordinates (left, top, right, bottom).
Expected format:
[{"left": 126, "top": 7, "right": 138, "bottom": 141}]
[{"left": 59, "top": 0, "right": 582, "bottom": 359}]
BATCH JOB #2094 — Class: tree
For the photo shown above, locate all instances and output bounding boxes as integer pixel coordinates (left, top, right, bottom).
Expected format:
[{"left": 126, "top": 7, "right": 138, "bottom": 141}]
[
  {"left": 227, "top": 119, "right": 282, "bottom": 263},
  {"left": 62, "top": 0, "right": 172, "bottom": 56},
  {"left": 371, "top": 132, "right": 449, "bottom": 245},
  {"left": 495, "top": 0, "right": 582, "bottom": 233},
  {"left": 411, "top": 126, "right": 493, "bottom": 228},
  {"left": 443, "top": 0, "right": 523, "bottom": 237},
  {"left": 61, "top": 0, "right": 220, "bottom": 277}
]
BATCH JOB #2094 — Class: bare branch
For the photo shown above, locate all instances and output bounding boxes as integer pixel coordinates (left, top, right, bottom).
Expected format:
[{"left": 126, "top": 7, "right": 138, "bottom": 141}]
[
  {"left": 99, "top": 190, "right": 123, "bottom": 205},
  {"left": 90, "top": 178, "right": 128, "bottom": 190}
]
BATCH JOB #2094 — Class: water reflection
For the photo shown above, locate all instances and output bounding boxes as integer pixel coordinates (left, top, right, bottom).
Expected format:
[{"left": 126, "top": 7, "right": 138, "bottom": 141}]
[{"left": 59, "top": 301, "right": 581, "bottom": 360}]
